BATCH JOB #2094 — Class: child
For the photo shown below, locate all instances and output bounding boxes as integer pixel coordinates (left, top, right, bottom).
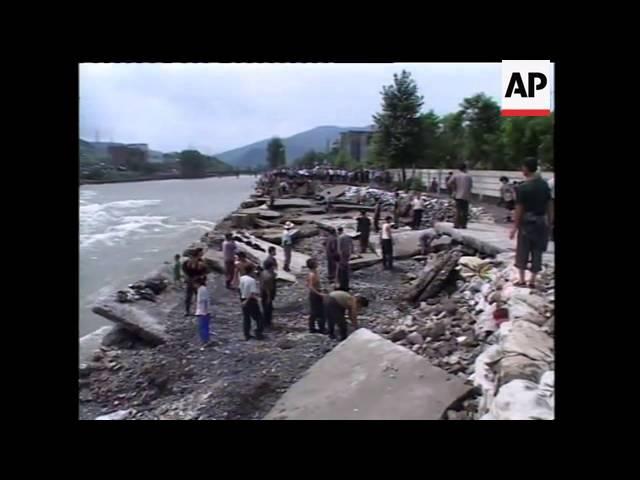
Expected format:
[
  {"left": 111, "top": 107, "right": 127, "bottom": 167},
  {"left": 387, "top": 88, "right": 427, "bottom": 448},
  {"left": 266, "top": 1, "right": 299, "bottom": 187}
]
[
  {"left": 195, "top": 276, "right": 212, "bottom": 348},
  {"left": 306, "top": 258, "right": 326, "bottom": 334},
  {"left": 173, "top": 254, "right": 182, "bottom": 285}
]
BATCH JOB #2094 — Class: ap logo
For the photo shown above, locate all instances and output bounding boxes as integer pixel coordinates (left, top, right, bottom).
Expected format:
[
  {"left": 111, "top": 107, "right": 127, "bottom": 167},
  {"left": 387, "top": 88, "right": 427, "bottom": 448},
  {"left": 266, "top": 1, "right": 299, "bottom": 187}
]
[{"left": 501, "top": 60, "right": 552, "bottom": 116}]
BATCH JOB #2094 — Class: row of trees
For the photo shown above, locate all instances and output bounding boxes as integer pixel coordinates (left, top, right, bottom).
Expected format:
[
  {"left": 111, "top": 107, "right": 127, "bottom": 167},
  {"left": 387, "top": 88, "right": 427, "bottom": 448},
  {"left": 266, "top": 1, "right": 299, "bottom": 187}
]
[
  {"left": 372, "top": 70, "right": 553, "bottom": 182},
  {"left": 178, "top": 150, "right": 232, "bottom": 178}
]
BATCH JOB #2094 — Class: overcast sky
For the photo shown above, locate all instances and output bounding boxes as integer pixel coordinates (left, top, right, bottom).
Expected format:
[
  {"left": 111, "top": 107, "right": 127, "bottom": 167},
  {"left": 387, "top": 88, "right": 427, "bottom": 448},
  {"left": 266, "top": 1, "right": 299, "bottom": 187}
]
[{"left": 79, "top": 63, "right": 543, "bottom": 155}]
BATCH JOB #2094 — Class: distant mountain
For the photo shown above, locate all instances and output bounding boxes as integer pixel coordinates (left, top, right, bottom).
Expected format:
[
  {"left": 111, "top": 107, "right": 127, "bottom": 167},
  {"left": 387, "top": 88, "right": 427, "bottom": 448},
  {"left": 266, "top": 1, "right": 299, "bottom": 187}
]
[{"left": 215, "top": 125, "right": 368, "bottom": 168}]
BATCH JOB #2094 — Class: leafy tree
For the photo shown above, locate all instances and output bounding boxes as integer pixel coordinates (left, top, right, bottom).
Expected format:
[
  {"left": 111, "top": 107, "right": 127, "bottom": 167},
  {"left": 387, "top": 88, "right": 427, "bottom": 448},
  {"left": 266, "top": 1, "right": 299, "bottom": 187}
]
[
  {"left": 295, "top": 150, "right": 323, "bottom": 168},
  {"left": 179, "top": 149, "right": 208, "bottom": 178},
  {"left": 438, "top": 112, "right": 465, "bottom": 168},
  {"left": 459, "top": 93, "right": 501, "bottom": 168},
  {"left": 266, "top": 137, "right": 286, "bottom": 169},
  {"left": 372, "top": 70, "right": 425, "bottom": 183},
  {"left": 419, "top": 110, "right": 442, "bottom": 168},
  {"left": 334, "top": 150, "right": 357, "bottom": 169}
]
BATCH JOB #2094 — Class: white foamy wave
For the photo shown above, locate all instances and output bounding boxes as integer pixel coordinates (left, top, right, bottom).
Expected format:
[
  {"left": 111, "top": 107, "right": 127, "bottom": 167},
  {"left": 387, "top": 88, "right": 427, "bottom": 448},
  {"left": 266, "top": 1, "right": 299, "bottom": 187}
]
[
  {"left": 189, "top": 219, "right": 216, "bottom": 229},
  {"left": 80, "top": 198, "right": 170, "bottom": 248}
]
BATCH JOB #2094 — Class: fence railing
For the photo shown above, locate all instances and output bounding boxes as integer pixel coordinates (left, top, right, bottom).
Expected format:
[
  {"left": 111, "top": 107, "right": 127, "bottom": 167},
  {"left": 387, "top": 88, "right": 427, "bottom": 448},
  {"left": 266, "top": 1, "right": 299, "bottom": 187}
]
[{"left": 390, "top": 169, "right": 554, "bottom": 200}]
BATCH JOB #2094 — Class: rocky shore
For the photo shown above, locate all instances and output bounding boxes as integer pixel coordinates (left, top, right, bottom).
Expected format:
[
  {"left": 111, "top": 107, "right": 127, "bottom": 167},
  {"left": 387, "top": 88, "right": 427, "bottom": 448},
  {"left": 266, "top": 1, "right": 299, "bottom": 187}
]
[{"left": 79, "top": 181, "right": 555, "bottom": 420}]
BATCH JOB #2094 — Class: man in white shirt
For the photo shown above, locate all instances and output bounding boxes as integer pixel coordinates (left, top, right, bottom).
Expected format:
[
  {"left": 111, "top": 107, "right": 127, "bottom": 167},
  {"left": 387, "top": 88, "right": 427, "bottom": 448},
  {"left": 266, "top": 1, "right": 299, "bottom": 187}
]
[
  {"left": 381, "top": 216, "right": 394, "bottom": 270},
  {"left": 195, "top": 276, "right": 212, "bottom": 348},
  {"left": 411, "top": 193, "right": 425, "bottom": 230},
  {"left": 239, "top": 264, "right": 264, "bottom": 340},
  {"left": 282, "top": 221, "right": 294, "bottom": 272}
]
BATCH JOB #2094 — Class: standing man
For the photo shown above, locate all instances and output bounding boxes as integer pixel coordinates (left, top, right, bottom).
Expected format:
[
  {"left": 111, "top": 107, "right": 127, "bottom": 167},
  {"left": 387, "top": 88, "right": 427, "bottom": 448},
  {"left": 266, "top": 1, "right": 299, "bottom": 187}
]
[
  {"left": 447, "top": 163, "right": 473, "bottom": 229},
  {"left": 336, "top": 226, "right": 353, "bottom": 291},
  {"left": 182, "top": 248, "right": 207, "bottom": 316},
  {"left": 509, "top": 158, "right": 553, "bottom": 289},
  {"left": 380, "top": 216, "right": 394, "bottom": 270},
  {"left": 411, "top": 193, "right": 425, "bottom": 230},
  {"left": 356, "top": 209, "right": 372, "bottom": 254},
  {"left": 373, "top": 198, "right": 382, "bottom": 233},
  {"left": 306, "top": 258, "right": 326, "bottom": 334},
  {"left": 239, "top": 264, "right": 265, "bottom": 340},
  {"left": 325, "top": 227, "right": 339, "bottom": 284},
  {"left": 282, "top": 221, "right": 294, "bottom": 272},
  {"left": 222, "top": 233, "right": 237, "bottom": 289},
  {"left": 324, "top": 290, "right": 369, "bottom": 341},
  {"left": 260, "top": 246, "right": 278, "bottom": 329}
]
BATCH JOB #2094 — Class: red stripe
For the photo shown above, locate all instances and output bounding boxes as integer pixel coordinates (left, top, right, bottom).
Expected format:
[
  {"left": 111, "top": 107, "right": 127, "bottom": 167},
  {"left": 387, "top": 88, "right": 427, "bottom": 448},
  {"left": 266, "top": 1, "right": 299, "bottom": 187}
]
[{"left": 501, "top": 109, "right": 551, "bottom": 117}]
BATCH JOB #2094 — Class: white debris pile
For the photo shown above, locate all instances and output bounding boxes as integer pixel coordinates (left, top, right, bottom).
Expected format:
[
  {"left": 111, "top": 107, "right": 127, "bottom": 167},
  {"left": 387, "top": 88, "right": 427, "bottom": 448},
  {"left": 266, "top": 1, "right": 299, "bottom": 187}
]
[{"left": 466, "top": 254, "right": 555, "bottom": 420}]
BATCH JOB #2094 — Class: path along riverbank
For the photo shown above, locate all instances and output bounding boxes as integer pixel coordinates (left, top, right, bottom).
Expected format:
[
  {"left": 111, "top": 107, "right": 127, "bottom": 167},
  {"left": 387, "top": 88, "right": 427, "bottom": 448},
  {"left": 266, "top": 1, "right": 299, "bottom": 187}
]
[{"left": 79, "top": 182, "right": 554, "bottom": 420}]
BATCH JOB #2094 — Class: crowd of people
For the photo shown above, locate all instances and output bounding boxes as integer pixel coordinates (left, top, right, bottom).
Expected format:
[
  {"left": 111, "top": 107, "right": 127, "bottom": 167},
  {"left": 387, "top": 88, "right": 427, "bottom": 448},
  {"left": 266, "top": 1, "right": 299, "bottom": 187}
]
[{"left": 174, "top": 159, "right": 553, "bottom": 349}]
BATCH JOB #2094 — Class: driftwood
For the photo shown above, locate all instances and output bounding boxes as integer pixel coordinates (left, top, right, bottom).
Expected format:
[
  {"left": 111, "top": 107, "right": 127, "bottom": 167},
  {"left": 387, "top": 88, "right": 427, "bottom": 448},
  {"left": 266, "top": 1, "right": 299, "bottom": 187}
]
[{"left": 404, "top": 249, "right": 463, "bottom": 303}]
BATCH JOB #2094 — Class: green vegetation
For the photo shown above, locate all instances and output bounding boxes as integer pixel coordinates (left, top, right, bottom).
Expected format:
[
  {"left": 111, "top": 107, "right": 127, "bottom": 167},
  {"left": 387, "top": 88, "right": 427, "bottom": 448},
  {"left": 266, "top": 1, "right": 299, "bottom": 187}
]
[
  {"left": 372, "top": 70, "right": 425, "bottom": 184},
  {"left": 371, "top": 72, "right": 554, "bottom": 172},
  {"left": 266, "top": 137, "right": 287, "bottom": 169},
  {"left": 79, "top": 140, "right": 234, "bottom": 183}
]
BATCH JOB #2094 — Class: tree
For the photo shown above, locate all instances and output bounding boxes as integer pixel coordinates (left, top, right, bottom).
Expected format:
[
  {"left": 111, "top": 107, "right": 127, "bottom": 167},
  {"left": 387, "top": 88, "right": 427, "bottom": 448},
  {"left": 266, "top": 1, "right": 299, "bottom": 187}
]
[
  {"left": 179, "top": 149, "right": 208, "bottom": 178},
  {"left": 295, "top": 150, "right": 323, "bottom": 168},
  {"left": 372, "top": 70, "right": 425, "bottom": 183},
  {"left": 459, "top": 93, "right": 501, "bottom": 168},
  {"left": 334, "top": 150, "right": 357, "bottom": 169},
  {"left": 438, "top": 112, "right": 465, "bottom": 168},
  {"left": 419, "top": 110, "right": 442, "bottom": 168},
  {"left": 266, "top": 137, "right": 286, "bottom": 169}
]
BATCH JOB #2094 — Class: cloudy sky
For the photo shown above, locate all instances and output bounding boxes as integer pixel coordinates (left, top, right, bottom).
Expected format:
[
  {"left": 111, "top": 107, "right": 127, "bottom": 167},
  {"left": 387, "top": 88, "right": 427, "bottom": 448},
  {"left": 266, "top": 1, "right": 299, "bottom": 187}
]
[{"left": 79, "top": 63, "right": 546, "bottom": 155}]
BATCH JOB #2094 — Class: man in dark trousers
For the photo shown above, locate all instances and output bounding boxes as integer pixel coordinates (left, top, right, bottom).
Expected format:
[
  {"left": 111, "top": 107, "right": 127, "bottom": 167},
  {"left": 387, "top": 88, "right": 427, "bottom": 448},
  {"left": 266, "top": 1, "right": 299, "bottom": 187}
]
[
  {"left": 222, "top": 233, "right": 237, "bottom": 289},
  {"left": 239, "top": 264, "right": 264, "bottom": 340},
  {"left": 324, "top": 290, "right": 369, "bottom": 341},
  {"left": 324, "top": 228, "right": 339, "bottom": 284},
  {"left": 447, "top": 163, "right": 473, "bottom": 229},
  {"left": 380, "top": 216, "right": 394, "bottom": 270},
  {"left": 509, "top": 158, "right": 553, "bottom": 289},
  {"left": 336, "top": 226, "right": 353, "bottom": 291},
  {"left": 260, "top": 246, "right": 278, "bottom": 329},
  {"left": 182, "top": 248, "right": 207, "bottom": 316},
  {"left": 356, "top": 209, "right": 372, "bottom": 254}
]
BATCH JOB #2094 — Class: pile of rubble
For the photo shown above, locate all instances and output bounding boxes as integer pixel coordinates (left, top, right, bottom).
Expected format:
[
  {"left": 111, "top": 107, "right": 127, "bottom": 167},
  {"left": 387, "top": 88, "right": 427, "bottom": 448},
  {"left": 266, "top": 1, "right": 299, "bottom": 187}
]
[{"left": 365, "top": 248, "right": 554, "bottom": 420}]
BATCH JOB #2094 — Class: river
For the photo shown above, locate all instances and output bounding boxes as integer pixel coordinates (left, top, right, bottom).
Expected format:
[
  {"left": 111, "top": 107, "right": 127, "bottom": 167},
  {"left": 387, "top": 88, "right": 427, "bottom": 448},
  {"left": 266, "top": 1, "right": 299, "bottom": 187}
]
[{"left": 79, "top": 175, "right": 257, "bottom": 337}]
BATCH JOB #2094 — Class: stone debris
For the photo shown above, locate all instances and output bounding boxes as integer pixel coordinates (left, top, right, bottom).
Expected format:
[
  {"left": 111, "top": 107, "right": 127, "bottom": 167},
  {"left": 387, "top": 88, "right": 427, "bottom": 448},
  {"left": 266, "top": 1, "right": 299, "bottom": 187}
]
[{"left": 80, "top": 177, "right": 551, "bottom": 421}]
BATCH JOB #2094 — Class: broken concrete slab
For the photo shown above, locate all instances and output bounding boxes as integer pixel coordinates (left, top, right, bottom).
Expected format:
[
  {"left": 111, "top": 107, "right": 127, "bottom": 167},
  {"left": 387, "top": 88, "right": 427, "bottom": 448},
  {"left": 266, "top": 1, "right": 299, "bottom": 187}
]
[
  {"left": 330, "top": 203, "right": 376, "bottom": 212},
  {"left": 265, "top": 329, "right": 470, "bottom": 420},
  {"left": 79, "top": 326, "right": 113, "bottom": 365},
  {"left": 91, "top": 289, "right": 181, "bottom": 345},
  {"left": 349, "top": 253, "right": 382, "bottom": 270},
  {"left": 270, "top": 198, "right": 313, "bottom": 209},
  {"left": 434, "top": 222, "right": 555, "bottom": 261},
  {"left": 369, "top": 228, "right": 431, "bottom": 259},
  {"left": 318, "top": 184, "right": 349, "bottom": 200},
  {"left": 233, "top": 232, "right": 309, "bottom": 282},
  {"left": 237, "top": 207, "right": 282, "bottom": 220}
]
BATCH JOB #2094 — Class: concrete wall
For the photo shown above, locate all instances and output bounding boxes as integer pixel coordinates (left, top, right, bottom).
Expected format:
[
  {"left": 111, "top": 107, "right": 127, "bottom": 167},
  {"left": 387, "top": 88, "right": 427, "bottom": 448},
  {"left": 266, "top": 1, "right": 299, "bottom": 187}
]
[{"left": 391, "top": 169, "right": 554, "bottom": 200}]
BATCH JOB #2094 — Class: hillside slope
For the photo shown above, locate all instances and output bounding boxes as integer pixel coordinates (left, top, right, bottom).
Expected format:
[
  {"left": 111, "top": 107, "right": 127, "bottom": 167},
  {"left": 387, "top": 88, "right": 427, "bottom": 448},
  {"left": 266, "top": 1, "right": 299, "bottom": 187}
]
[{"left": 216, "top": 126, "right": 364, "bottom": 168}]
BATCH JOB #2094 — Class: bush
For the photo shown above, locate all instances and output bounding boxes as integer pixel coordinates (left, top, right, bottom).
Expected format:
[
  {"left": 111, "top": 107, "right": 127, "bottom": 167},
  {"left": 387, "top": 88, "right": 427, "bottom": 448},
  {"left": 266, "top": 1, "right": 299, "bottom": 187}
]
[{"left": 395, "top": 176, "right": 426, "bottom": 192}]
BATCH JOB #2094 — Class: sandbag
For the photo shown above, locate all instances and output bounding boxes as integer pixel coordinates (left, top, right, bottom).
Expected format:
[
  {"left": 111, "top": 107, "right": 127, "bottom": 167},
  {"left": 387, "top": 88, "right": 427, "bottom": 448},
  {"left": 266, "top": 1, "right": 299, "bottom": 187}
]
[{"left": 486, "top": 377, "right": 554, "bottom": 420}]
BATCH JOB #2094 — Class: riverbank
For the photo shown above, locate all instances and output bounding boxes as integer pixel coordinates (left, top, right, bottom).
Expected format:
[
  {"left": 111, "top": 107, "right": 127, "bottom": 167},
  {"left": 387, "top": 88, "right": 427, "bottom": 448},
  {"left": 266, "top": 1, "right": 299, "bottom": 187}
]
[
  {"left": 80, "top": 171, "right": 254, "bottom": 186},
  {"left": 79, "top": 182, "right": 554, "bottom": 420}
]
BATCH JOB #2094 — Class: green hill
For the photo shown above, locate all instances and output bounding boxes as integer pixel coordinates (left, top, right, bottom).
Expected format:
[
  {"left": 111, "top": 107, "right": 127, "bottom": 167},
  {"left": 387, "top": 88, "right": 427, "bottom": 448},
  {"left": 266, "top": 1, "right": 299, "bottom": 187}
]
[{"left": 215, "top": 125, "right": 365, "bottom": 168}]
